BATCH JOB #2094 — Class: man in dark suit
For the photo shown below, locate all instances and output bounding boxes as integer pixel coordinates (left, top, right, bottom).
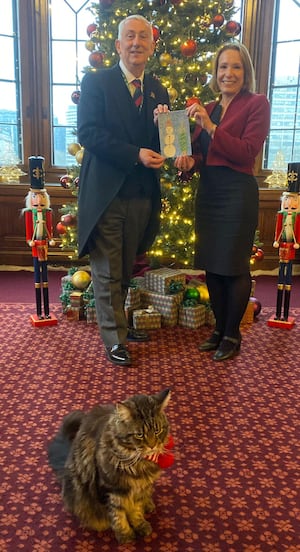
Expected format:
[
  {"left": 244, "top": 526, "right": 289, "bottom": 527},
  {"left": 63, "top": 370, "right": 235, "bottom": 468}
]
[{"left": 77, "top": 14, "right": 169, "bottom": 366}]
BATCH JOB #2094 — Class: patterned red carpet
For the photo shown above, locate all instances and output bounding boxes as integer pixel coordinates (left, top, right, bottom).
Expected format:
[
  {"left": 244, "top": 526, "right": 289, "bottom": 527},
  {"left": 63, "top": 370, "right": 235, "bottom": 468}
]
[{"left": 0, "top": 301, "right": 299, "bottom": 552}]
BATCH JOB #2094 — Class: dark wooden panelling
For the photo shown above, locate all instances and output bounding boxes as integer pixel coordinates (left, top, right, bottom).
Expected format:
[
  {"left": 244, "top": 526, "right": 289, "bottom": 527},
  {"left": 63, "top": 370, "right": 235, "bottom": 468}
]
[
  {"left": 0, "top": 183, "right": 296, "bottom": 270},
  {"left": 0, "top": 183, "right": 78, "bottom": 267}
]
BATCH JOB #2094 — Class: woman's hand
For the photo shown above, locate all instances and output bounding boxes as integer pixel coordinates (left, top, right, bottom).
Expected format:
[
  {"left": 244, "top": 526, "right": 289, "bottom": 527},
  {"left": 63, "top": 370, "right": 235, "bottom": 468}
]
[
  {"left": 153, "top": 103, "right": 169, "bottom": 125},
  {"left": 174, "top": 155, "right": 195, "bottom": 172},
  {"left": 186, "top": 103, "right": 216, "bottom": 137}
]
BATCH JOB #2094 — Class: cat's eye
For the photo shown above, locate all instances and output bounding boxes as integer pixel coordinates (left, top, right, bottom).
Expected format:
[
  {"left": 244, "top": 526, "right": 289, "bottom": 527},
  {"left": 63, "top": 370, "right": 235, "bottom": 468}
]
[
  {"left": 155, "top": 428, "right": 163, "bottom": 435},
  {"left": 135, "top": 433, "right": 144, "bottom": 439}
]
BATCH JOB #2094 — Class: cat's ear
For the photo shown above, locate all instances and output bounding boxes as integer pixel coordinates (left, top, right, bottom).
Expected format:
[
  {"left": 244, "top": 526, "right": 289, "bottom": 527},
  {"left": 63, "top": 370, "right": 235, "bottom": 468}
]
[
  {"left": 116, "top": 402, "right": 133, "bottom": 422},
  {"left": 156, "top": 388, "right": 171, "bottom": 412}
]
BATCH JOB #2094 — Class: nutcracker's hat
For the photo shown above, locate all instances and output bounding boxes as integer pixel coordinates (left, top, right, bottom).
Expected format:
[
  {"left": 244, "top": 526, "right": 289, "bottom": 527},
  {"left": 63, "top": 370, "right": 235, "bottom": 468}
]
[
  {"left": 28, "top": 156, "right": 46, "bottom": 191},
  {"left": 287, "top": 162, "right": 300, "bottom": 194}
]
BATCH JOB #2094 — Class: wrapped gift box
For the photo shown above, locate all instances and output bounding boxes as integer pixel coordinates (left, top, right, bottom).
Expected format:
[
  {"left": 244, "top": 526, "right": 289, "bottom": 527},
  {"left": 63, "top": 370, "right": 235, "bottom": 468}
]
[
  {"left": 86, "top": 306, "right": 97, "bottom": 324},
  {"left": 125, "top": 287, "right": 141, "bottom": 309},
  {"left": 70, "top": 291, "right": 84, "bottom": 307},
  {"left": 133, "top": 308, "right": 161, "bottom": 330},
  {"left": 66, "top": 306, "right": 85, "bottom": 321},
  {"left": 205, "top": 307, "right": 216, "bottom": 326},
  {"left": 144, "top": 268, "right": 186, "bottom": 295},
  {"left": 179, "top": 304, "right": 206, "bottom": 329},
  {"left": 140, "top": 289, "right": 183, "bottom": 326},
  {"left": 131, "top": 276, "right": 146, "bottom": 289}
]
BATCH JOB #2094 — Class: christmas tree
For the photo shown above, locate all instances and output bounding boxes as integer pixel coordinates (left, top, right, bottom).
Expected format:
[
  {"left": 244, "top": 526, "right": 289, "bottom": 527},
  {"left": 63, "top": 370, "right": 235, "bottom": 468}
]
[{"left": 57, "top": 0, "right": 241, "bottom": 265}]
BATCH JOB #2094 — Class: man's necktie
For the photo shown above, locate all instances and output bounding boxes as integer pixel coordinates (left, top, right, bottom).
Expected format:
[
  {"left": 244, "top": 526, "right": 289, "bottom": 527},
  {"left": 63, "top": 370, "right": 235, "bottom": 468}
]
[{"left": 132, "top": 79, "right": 143, "bottom": 110}]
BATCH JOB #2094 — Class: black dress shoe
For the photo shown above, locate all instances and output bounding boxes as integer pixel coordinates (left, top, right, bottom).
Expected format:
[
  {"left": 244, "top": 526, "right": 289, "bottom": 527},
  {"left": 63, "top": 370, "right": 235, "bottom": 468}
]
[
  {"left": 213, "top": 334, "right": 241, "bottom": 362},
  {"left": 199, "top": 330, "right": 222, "bottom": 352},
  {"left": 127, "top": 328, "right": 150, "bottom": 342},
  {"left": 106, "top": 344, "right": 132, "bottom": 366}
]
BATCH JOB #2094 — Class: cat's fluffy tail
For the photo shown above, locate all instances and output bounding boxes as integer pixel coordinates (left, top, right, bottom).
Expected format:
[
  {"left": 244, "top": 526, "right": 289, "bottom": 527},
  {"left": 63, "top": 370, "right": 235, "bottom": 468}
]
[{"left": 48, "top": 410, "right": 85, "bottom": 476}]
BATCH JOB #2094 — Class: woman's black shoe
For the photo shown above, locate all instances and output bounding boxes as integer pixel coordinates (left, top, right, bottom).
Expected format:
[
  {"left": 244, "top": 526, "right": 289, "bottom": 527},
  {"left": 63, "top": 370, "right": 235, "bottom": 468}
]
[
  {"left": 213, "top": 334, "right": 241, "bottom": 361},
  {"left": 199, "top": 331, "right": 222, "bottom": 352}
]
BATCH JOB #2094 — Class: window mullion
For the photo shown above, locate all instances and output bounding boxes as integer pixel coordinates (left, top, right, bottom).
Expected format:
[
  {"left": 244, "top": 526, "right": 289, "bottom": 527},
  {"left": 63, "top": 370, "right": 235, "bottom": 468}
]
[{"left": 19, "top": 0, "right": 51, "bottom": 176}]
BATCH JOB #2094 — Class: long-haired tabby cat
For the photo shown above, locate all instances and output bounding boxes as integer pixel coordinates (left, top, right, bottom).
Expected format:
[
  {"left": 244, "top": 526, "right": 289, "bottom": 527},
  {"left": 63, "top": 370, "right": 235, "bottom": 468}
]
[{"left": 48, "top": 389, "right": 173, "bottom": 544}]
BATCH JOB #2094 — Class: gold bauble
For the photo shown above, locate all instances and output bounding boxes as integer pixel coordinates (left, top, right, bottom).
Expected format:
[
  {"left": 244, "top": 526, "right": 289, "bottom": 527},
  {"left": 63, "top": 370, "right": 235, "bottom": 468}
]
[
  {"left": 159, "top": 52, "right": 172, "bottom": 67},
  {"left": 168, "top": 87, "right": 178, "bottom": 102},
  {"left": 75, "top": 148, "right": 84, "bottom": 165},
  {"left": 85, "top": 40, "right": 95, "bottom": 52},
  {"left": 197, "top": 284, "right": 210, "bottom": 303},
  {"left": 71, "top": 270, "right": 91, "bottom": 290},
  {"left": 67, "top": 142, "right": 81, "bottom": 156}
]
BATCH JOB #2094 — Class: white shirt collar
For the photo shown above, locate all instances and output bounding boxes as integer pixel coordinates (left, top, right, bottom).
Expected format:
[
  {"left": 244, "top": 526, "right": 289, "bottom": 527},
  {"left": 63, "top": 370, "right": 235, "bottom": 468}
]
[{"left": 119, "top": 60, "right": 144, "bottom": 87}]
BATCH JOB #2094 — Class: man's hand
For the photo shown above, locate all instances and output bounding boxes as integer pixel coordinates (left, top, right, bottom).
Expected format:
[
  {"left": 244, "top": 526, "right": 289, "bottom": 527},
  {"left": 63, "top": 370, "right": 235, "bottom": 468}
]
[
  {"left": 174, "top": 155, "right": 195, "bottom": 172},
  {"left": 153, "top": 103, "right": 169, "bottom": 125},
  {"left": 139, "top": 148, "right": 166, "bottom": 169}
]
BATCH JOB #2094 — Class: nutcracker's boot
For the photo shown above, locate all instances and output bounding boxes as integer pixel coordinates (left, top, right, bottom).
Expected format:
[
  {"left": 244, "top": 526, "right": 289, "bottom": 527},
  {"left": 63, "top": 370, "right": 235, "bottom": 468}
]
[
  {"left": 275, "top": 284, "right": 284, "bottom": 320},
  {"left": 35, "top": 284, "right": 43, "bottom": 319},
  {"left": 283, "top": 285, "right": 291, "bottom": 321},
  {"left": 42, "top": 283, "right": 50, "bottom": 318}
]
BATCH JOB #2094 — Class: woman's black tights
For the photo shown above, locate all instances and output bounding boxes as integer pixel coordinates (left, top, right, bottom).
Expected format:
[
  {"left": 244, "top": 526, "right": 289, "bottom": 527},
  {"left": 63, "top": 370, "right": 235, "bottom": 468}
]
[{"left": 205, "top": 271, "right": 252, "bottom": 339}]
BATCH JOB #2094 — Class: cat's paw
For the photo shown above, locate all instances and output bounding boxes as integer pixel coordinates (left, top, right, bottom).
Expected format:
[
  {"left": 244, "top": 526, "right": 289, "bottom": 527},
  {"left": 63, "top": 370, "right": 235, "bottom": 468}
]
[
  {"left": 135, "top": 520, "right": 152, "bottom": 537},
  {"left": 115, "top": 528, "right": 136, "bottom": 544}
]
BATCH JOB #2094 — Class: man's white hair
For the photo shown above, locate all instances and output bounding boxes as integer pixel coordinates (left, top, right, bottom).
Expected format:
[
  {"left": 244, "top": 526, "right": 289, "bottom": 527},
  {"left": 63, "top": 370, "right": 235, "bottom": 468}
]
[{"left": 118, "top": 15, "right": 153, "bottom": 40}]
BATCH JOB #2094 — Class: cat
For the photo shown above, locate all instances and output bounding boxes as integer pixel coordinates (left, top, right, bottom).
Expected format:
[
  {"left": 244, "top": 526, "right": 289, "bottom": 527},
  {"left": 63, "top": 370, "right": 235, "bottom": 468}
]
[{"left": 48, "top": 389, "right": 173, "bottom": 544}]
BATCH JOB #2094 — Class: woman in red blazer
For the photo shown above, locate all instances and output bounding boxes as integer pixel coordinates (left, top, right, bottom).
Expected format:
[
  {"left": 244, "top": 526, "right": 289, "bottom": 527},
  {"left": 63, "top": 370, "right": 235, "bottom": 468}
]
[{"left": 175, "top": 43, "right": 270, "bottom": 361}]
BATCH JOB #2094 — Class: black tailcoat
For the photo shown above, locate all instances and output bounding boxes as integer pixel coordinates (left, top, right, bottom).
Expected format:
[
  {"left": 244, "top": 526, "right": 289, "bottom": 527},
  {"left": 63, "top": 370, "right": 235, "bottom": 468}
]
[{"left": 77, "top": 64, "right": 169, "bottom": 258}]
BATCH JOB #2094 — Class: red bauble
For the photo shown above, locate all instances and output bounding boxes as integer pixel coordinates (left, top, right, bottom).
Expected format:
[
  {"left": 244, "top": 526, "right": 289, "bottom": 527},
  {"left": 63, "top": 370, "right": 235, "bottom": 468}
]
[
  {"left": 71, "top": 90, "right": 81, "bottom": 105},
  {"left": 152, "top": 25, "right": 160, "bottom": 42},
  {"left": 59, "top": 174, "right": 72, "bottom": 189},
  {"left": 250, "top": 297, "right": 262, "bottom": 317},
  {"left": 186, "top": 97, "right": 201, "bottom": 107},
  {"left": 255, "top": 248, "right": 264, "bottom": 261},
  {"left": 73, "top": 176, "right": 80, "bottom": 188},
  {"left": 89, "top": 51, "right": 104, "bottom": 68},
  {"left": 225, "top": 20, "right": 241, "bottom": 36},
  {"left": 61, "top": 214, "right": 76, "bottom": 227},
  {"left": 212, "top": 14, "right": 225, "bottom": 27},
  {"left": 180, "top": 39, "right": 197, "bottom": 57},
  {"left": 56, "top": 222, "right": 67, "bottom": 235},
  {"left": 86, "top": 23, "right": 97, "bottom": 37}
]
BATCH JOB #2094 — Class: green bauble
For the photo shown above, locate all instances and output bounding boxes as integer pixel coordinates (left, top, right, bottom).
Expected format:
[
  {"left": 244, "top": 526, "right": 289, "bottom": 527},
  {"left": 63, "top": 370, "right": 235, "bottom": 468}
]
[{"left": 184, "top": 287, "right": 200, "bottom": 302}]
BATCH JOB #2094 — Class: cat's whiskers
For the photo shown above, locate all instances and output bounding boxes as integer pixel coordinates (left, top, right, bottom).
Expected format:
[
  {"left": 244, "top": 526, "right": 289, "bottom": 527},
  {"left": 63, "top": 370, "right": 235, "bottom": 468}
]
[{"left": 111, "top": 446, "right": 142, "bottom": 469}]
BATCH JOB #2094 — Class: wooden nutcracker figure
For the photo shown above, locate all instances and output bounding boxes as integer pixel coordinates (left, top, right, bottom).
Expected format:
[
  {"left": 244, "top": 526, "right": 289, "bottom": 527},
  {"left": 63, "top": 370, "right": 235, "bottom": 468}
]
[
  {"left": 23, "top": 156, "right": 57, "bottom": 326},
  {"left": 268, "top": 162, "right": 300, "bottom": 328}
]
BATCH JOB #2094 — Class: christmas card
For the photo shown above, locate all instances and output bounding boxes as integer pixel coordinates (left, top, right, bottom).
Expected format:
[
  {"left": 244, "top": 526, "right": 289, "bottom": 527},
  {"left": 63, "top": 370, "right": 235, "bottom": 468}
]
[{"left": 158, "top": 110, "right": 192, "bottom": 158}]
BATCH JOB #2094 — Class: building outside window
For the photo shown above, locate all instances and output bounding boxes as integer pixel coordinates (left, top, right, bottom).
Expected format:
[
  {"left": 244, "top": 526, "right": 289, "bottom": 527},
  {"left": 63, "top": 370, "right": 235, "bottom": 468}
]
[
  {"left": 50, "top": 0, "right": 93, "bottom": 167},
  {"left": 265, "top": 0, "right": 300, "bottom": 169},
  {"left": 0, "top": 0, "right": 21, "bottom": 165}
]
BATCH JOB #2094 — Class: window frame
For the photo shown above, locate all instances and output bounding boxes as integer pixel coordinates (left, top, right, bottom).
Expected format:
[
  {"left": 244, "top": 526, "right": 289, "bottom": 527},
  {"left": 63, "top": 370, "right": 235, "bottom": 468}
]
[
  {"left": 241, "top": 0, "right": 276, "bottom": 183},
  {"left": 13, "top": 0, "right": 287, "bottom": 186}
]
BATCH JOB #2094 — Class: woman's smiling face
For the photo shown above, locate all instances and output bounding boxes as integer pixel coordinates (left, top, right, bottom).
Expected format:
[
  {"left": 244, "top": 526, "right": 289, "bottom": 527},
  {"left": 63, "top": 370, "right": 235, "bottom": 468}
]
[{"left": 217, "top": 48, "right": 245, "bottom": 100}]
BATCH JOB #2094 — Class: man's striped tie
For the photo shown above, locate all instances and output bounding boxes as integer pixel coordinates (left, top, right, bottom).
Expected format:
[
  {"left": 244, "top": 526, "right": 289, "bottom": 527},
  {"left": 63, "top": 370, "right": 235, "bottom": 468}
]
[{"left": 132, "top": 79, "right": 143, "bottom": 110}]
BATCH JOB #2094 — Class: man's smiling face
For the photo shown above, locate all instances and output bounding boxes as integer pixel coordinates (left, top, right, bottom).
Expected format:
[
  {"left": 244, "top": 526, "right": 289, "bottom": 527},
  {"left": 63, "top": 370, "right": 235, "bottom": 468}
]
[{"left": 115, "top": 18, "right": 155, "bottom": 76}]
